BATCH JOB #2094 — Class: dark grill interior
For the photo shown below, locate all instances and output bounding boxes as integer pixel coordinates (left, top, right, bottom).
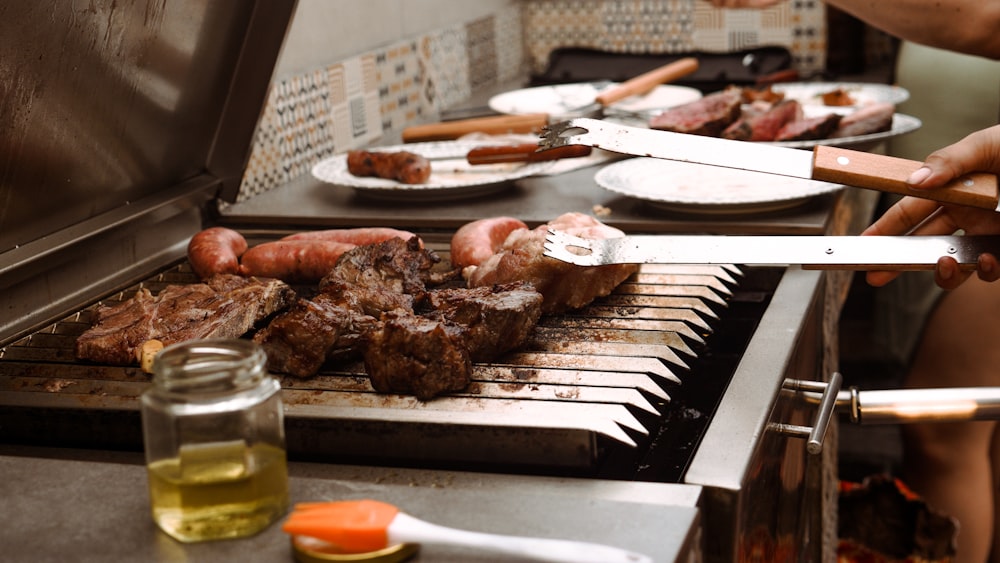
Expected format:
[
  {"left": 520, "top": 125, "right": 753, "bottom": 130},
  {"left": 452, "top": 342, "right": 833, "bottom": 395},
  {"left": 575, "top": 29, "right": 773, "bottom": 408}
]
[{"left": 0, "top": 235, "right": 782, "bottom": 483}]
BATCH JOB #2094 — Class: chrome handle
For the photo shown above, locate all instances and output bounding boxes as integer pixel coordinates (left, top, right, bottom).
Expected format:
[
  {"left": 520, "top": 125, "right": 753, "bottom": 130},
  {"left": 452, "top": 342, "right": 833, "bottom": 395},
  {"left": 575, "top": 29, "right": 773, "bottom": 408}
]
[{"left": 770, "top": 372, "right": 843, "bottom": 454}]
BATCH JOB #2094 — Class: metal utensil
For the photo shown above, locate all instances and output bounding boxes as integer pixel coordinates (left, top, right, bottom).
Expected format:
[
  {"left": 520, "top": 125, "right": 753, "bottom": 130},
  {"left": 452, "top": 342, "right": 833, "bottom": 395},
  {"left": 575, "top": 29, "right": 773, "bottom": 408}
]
[
  {"left": 402, "top": 59, "right": 699, "bottom": 142},
  {"left": 543, "top": 229, "right": 1000, "bottom": 270},
  {"left": 539, "top": 117, "right": 1000, "bottom": 211}
]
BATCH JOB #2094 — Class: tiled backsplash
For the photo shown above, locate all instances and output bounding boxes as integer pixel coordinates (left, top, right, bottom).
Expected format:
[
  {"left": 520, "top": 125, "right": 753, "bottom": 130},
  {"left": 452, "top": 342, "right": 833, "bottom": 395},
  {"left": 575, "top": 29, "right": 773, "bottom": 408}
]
[{"left": 237, "top": 0, "right": 827, "bottom": 203}]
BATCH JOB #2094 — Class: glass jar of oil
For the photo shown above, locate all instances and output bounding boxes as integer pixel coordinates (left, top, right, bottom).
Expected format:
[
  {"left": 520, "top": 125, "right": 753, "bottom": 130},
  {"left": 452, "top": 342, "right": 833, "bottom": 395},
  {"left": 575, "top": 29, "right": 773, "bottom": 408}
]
[{"left": 141, "top": 338, "right": 288, "bottom": 543}]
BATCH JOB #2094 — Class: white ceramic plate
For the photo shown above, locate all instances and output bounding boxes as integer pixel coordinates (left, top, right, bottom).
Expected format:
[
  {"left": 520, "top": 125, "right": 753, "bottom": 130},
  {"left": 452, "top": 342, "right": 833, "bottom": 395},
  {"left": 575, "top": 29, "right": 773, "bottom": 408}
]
[
  {"left": 770, "top": 81, "right": 910, "bottom": 108},
  {"left": 488, "top": 82, "right": 703, "bottom": 117},
  {"left": 595, "top": 157, "right": 844, "bottom": 215},
  {"left": 311, "top": 141, "right": 554, "bottom": 202}
]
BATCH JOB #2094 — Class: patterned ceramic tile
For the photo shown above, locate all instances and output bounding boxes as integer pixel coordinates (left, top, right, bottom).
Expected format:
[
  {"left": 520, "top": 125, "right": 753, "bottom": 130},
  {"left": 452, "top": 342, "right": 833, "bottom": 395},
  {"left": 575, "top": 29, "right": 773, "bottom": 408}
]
[
  {"left": 494, "top": 4, "right": 526, "bottom": 82},
  {"left": 237, "top": 87, "right": 286, "bottom": 202},
  {"left": 274, "top": 69, "right": 336, "bottom": 183},
  {"left": 467, "top": 16, "right": 499, "bottom": 93},
  {"left": 329, "top": 55, "right": 383, "bottom": 152},
  {"left": 522, "top": 0, "right": 604, "bottom": 74},
  {"left": 424, "top": 26, "right": 471, "bottom": 112}
]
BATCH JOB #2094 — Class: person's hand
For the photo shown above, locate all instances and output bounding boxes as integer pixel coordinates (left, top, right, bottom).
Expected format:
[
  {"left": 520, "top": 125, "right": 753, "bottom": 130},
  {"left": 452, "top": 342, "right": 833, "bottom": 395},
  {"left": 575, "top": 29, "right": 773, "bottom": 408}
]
[
  {"left": 863, "top": 124, "right": 1000, "bottom": 289},
  {"left": 702, "top": 0, "right": 785, "bottom": 7}
]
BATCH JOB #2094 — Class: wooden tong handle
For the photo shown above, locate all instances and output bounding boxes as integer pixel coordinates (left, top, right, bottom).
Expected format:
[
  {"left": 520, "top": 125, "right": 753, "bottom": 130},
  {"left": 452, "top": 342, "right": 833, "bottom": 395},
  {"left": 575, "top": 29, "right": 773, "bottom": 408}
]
[
  {"left": 594, "top": 57, "right": 699, "bottom": 107},
  {"left": 812, "top": 145, "right": 1000, "bottom": 210},
  {"left": 466, "top": 143, "right": 592, "bottom": 164},
  {"left": 402, "top": 113, "right": 549, "bottom": 143}
]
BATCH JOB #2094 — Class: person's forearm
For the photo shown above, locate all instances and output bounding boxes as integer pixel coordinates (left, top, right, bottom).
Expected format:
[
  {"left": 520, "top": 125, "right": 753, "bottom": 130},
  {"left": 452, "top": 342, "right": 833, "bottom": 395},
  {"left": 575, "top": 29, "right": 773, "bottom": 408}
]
[{"left": 826, "top": 0, "right": 1000, "bottom": 59}]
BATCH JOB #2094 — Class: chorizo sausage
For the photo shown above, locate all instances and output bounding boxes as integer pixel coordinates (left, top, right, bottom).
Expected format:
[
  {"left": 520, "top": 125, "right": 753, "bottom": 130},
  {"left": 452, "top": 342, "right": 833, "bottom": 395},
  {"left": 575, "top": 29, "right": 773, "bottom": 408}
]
[
  {"left": 346, "top": 150, "right": 432, "bottom": 184},
  {"left": 449, "top": 216, "right": 528, "bottom": 269},
  {"left": 187, "top": 227, "right": 248, "bottom": 279},
  {"left": 238, "top": 240, "right": 356, "bottom": 284},
  {"left": 281, "top": 227, "right": 422, "bottom": 247}
]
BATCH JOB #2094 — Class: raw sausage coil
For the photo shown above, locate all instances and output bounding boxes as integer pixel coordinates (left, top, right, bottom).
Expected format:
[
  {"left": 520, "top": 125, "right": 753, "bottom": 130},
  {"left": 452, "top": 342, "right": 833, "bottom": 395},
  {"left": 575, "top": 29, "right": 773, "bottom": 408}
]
[
  {"left": 187, "top": 227, "right": 248, "bottom": 279},
  {"left": 449, "top": 216, "right": 528, "bottom": 270},
  {"left": 282, "top": 227, "right": 422, "bottom": 248},
  {"left": 239, "top": 240, "right": 356, "bottom": 284}
]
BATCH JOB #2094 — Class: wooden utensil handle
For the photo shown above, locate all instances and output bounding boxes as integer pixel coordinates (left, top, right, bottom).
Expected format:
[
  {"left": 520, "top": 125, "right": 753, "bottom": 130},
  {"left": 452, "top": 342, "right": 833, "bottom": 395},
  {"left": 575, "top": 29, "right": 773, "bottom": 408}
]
[
  {"left": 812, "top": 145, "right": 999, "bottom": 211},
  {"left": 594, "top": 57, "right": 699, "bottom": 107},
  {"left": 466, "top": 143, "right": 592, "bottom": 164},
  {"left": 401, "top": 113, "right": 549, "bottom": 143}
]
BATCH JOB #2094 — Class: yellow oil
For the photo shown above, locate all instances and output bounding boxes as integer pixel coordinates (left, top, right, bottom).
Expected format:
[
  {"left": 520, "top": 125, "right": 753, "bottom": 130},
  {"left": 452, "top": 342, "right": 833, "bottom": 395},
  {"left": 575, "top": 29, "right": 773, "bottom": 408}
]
[{"left": 147, "top": 441, "right": 288, "bottom": 543}]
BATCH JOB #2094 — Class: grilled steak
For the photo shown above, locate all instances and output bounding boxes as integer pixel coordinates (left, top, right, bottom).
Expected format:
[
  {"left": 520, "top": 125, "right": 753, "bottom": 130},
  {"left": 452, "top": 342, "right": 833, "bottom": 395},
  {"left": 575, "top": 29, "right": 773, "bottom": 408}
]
[
  {"left": 363, "top": 311, "right": 472, "bottom": 400},
  {"left": 648, "top": 88, "right": 742, "bottom": 136},
  {"left": 721, "top": 99, "right": 801, "bottom": 142},
  {"left": 75, "top": 275, "right": 294, "bottom": 365},
  {"left": 424, "top": 282, "right": 543, "bottom": 361},
  {"left": 831, "top": 102, "right": 895, "bottom": 138},
  {"left": 253, "top": 293, "right": 378, "bottom": 378},
  {"left": 775, "top": 113, "right": 843, "bottom": 142}
]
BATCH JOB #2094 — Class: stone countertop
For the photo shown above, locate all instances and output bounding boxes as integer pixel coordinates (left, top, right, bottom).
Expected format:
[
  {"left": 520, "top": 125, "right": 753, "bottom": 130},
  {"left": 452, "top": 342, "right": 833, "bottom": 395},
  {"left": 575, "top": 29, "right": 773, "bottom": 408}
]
[{"left": 0, "top": 445, "right": 701, "bottom": 563}]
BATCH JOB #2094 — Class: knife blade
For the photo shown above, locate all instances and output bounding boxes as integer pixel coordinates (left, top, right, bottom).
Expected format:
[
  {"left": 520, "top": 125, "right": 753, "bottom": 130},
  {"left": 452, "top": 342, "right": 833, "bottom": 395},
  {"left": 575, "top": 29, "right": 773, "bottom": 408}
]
[
  {"left": 540, "top": 118, "right": 1000, "bottom": 211},
  {"left": 402, "top": 59, "right": 699, "bottom": 143},
  {"left": 543, "top": 229, "right": 1000, "bottom": 270}
]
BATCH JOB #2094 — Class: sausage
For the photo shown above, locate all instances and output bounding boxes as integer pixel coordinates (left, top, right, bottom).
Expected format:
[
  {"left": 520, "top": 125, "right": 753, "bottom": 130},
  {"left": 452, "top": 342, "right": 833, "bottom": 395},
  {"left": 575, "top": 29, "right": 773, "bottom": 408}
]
[
  {"left": 187, "top": 227, "right": 248, "bottom": 279},
  {"left": 281, "top": 227, "right": 422, "bottom": 247},
  {"left": 238, "top": 240, "right": 356, "bottom": 284},
  {"left": 449, "top": 216, "right": 528, "bottom": 269},
  {"left": 346, "top": 150, "right": 432, "bottom": 184}
]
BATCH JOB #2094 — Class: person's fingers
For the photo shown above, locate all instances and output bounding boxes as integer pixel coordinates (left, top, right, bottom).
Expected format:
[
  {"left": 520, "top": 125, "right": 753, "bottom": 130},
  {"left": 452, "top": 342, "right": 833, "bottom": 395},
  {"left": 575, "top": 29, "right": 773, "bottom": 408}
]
[
  {"left": 861, "top": 197, "right": 943, "bottom": 236},
  {"left": 978, "top": 253, "right": 1000, "bottom": 282},
  {"left": 934, "top": 256, "right": 971, "bottom": 290},
  {"left": 865, "top": 269, "right": 900, "bottom": 287},
  {"left": 909, "top": 125, "right": 1000, "bottom": 189}
]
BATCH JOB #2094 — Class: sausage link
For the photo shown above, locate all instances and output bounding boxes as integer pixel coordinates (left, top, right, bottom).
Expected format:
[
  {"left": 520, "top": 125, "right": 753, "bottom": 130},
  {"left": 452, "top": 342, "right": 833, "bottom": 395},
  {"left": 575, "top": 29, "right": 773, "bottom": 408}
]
[
  {"left": 239, "top": 240, "right": 356, "bottom": 284},
  {"left": 187, "top": 227, "right": 248, "bottom": 279},
  {"left": 346, "top": 150, "right": 431, "bottom": 184},
  {"left": 449, "top": 217, "right": 528, "bottom": 269},
  {"left": 281, "top": 227, "right": 422, "bottom": 247}
]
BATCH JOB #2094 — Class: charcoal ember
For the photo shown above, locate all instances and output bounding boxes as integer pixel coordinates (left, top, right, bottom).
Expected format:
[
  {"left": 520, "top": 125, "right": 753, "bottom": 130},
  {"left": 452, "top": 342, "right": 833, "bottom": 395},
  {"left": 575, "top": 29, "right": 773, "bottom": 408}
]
[
  {"left": 363, "top": 312, "right": 472, "bottom": 400},
  {"left": 648, "top": 88, "right": 743, "bottom": 136},
  {"left": 775, "top": 113, "right": 843, "bottom": 142},
  {"left": 75, "top": 275, "right": 294, "bottom": 365},
  {"left": 319, "top": 236, "right": 443, "bottom": 315},
  {"left": 424, "top": 282, "right": 542, "bottom": 361},
  {"left": 253, "top": 293, "right": 378, "bottom": 378},
  {"left": 721, "top": 99, "right": 801, "bottom": 142}
]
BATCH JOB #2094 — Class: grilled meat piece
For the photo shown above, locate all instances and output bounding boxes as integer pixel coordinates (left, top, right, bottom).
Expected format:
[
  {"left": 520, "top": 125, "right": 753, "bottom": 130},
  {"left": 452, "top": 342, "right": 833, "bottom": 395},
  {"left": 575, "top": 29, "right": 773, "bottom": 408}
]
[
  {"left": 463, "top": 212, "right": 638, "bottom": 314},
  {"left": 253, "top": 293, "right": 378, "bottom": 378},
  {"left": 775, "top": 113, "right": 843, "bottom": 142},
  {"left": 75, "top": 275, "right": 294, "bottom": 365},
  {"left": 363, "top": 311, "right": 472, "bottom": 400},
  {"left": 831, "top": 102, "right": 895, "bottom": 138},
  {"left": 424, "top": 282, "right": 543, "bottom": 361},
  {"left": 319, "top": 236, "right": 445, "bottom": 315},
  {"left": 721, "top": 99, "right": 801, "bottom": 142},
  {"left": 648, "top": 88, "right": 743, "bottom": 136},
  {"left": 346, "top": 150, "right": 432, "bottom": 184}
]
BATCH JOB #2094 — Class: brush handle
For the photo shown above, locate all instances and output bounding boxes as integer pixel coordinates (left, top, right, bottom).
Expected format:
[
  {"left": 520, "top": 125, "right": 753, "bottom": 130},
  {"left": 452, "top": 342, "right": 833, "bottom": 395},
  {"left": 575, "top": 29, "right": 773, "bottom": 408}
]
[{"left": 388, "top": 512, "right": 653, "bottom": 563}]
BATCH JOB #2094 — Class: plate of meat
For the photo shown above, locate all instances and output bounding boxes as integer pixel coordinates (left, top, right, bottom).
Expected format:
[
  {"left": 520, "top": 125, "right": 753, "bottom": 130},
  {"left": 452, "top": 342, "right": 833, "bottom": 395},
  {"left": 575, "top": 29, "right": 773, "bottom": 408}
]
[
  {"left": 595, "top": 157, "right": 844, "bottom": 215},
  {"left": 488, "top": 82, "right": 703, "bottom": 118},
  {"left": 311, "top": 141, "right": 554, "bottom": 202},
  {"left": 647, "top": 86, "right": 921, "bottom": 152}
]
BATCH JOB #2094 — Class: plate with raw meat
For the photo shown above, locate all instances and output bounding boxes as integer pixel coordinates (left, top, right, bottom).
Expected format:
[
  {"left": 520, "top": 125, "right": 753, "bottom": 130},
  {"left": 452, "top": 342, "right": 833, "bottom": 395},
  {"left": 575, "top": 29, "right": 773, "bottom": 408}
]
[
  {"left": 595, "top": 157, "right": 844, "bottom": 215},
  {"left": 488, "top": 82, "right": 702, "bottom": 118},
  {"left": 311, "top": 140, "right": 554, "bottom": 202}
]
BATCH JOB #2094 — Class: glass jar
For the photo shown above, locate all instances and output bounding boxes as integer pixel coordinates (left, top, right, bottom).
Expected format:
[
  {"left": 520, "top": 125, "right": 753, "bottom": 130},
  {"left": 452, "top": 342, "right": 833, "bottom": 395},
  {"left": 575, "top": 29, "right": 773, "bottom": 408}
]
[{"left": 141, "top": 338, "right": 288, "bottom": 543}]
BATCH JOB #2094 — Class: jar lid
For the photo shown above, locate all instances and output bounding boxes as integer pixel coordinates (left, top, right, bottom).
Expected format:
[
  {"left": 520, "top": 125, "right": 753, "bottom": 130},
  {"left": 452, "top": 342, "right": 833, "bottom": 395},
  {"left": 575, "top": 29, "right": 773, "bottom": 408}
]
[{"left": 290, "top": 536, "right": 419, "bottom": 563}]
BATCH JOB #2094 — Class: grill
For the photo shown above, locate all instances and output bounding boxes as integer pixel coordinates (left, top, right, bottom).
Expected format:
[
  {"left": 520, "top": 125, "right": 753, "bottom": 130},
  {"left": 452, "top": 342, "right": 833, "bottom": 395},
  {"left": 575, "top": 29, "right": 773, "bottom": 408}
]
[
  {"left": 0, "top": 2, "right": 849, "bottom": 561},
  {"left": 0, "top": 234, "right": 783, "bottom": 484}
]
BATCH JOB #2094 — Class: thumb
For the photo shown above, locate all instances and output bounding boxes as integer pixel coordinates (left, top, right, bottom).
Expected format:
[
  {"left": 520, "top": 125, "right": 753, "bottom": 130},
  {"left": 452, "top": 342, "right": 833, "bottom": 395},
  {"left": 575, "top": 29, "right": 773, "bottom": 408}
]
[{"left": 908, "top": 125, "right": 1000, "bottom": 189}]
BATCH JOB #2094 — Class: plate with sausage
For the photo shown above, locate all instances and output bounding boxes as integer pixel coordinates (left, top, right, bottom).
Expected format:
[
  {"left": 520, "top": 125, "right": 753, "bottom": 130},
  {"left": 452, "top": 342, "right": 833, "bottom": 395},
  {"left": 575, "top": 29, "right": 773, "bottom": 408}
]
[{"left": 312, "top": 140, "right": 555, "bottom": 202}]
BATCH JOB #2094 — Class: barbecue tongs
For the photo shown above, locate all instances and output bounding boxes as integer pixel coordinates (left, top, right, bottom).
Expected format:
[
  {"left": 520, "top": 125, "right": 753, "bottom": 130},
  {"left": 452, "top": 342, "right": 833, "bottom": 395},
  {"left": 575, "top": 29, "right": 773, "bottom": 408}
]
[{"left": 539, "top": 117, "right": 1000, "bottom": 211}]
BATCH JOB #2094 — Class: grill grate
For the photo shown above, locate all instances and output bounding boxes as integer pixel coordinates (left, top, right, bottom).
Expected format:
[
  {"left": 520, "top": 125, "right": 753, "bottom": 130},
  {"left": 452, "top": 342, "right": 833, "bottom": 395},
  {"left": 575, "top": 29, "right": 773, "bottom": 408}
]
[{"left": 0, "top": 240, "right": 763, "bottom": 479}]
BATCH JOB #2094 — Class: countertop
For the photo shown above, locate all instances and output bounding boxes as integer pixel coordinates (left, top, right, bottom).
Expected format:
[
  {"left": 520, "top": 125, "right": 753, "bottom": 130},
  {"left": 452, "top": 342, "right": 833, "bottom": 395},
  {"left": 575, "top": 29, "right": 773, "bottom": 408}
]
[{"left": 0, "top": 445, "right": 700, "bottom": 563}]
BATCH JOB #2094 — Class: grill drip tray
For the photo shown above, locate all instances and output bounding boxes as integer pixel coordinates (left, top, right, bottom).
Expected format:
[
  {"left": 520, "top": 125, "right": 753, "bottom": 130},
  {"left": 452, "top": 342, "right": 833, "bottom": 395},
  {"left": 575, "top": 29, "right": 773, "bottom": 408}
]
[{"left": 0, "top": 240, "right": 778, "bottom": 481}]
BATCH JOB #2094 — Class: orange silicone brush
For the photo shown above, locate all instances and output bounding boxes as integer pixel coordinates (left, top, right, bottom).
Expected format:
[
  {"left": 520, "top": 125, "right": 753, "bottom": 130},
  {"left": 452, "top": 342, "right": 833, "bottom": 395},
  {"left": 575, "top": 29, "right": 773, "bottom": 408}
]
[{"left": 282, "top": 499, "right": 653, "bottom": 563}]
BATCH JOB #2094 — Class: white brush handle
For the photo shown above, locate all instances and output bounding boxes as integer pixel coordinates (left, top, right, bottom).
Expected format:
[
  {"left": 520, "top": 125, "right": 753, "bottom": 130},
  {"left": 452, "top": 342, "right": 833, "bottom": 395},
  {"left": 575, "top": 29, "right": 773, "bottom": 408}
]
[{"left": 387, "top": 512, "right": 653, "bottom": 563}]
